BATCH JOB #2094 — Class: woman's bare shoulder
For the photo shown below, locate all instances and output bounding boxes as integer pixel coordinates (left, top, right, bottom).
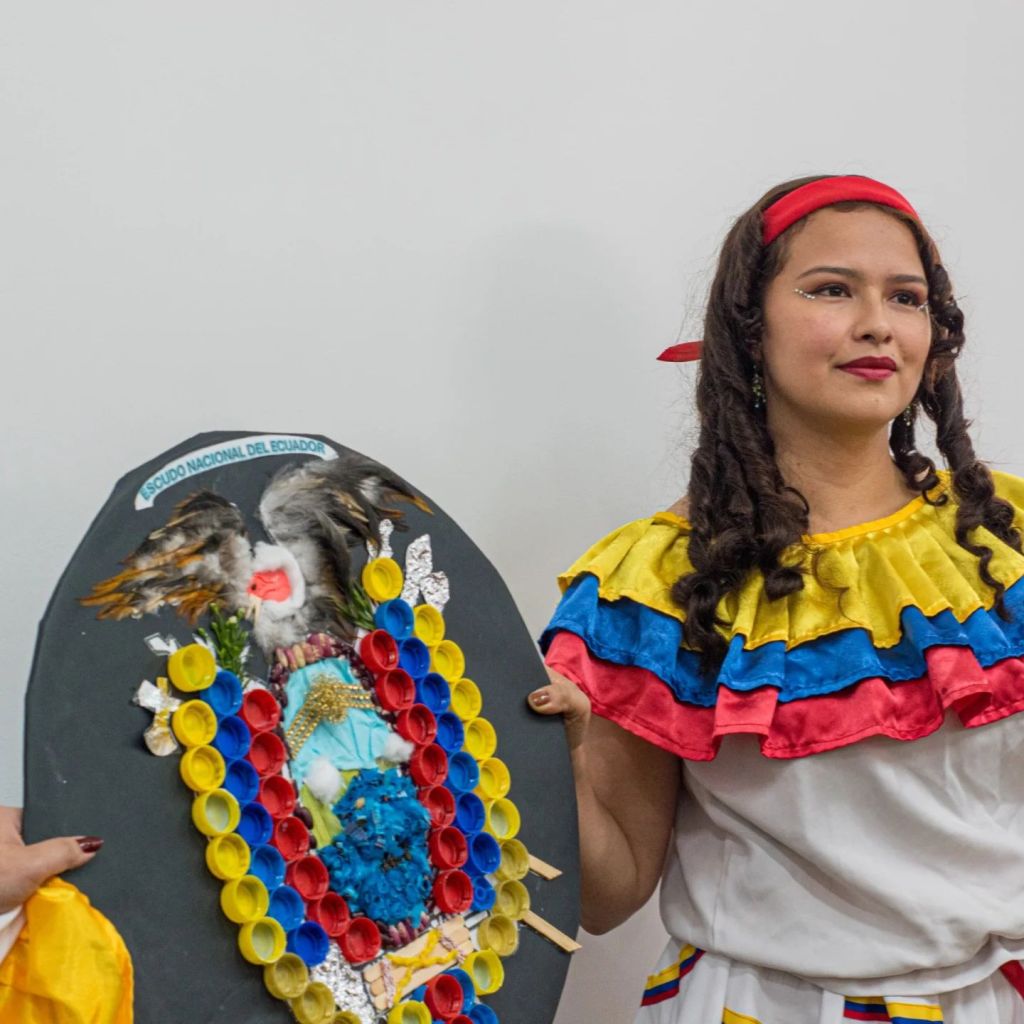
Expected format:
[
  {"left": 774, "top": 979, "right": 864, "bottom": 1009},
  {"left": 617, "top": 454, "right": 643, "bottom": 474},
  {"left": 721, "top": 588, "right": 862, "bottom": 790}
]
[{"left": 666, "top": 495, "right": 690, "bottom": 519}]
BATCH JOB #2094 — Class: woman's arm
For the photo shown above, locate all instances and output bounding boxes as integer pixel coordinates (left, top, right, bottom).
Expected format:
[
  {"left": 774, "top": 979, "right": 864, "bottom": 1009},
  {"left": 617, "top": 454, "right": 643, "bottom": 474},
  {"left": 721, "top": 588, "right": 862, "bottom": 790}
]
[{"left": 529, "top": 669, "right": 680, "bottom": 935}]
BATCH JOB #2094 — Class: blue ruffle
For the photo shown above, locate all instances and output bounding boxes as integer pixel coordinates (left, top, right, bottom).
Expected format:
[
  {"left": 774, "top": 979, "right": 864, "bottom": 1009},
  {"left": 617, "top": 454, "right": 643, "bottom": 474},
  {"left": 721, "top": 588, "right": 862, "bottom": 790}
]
[{"left": 540, "top": 574, "right": 1024, "bottom": 706}]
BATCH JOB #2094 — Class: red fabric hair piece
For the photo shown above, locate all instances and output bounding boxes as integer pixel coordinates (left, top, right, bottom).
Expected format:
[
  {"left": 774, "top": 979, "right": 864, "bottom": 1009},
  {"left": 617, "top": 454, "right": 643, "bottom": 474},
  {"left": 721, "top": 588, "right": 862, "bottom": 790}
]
[{"left": 657, "top": 341, "right": 703, "bottom": 363}]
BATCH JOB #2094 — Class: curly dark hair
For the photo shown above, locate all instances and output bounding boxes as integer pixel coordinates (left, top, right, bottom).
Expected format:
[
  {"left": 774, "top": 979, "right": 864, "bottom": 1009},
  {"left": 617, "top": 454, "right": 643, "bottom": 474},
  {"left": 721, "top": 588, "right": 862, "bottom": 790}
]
[{"left": 673, "top": 174, "right": 1023, "bottom": 679}]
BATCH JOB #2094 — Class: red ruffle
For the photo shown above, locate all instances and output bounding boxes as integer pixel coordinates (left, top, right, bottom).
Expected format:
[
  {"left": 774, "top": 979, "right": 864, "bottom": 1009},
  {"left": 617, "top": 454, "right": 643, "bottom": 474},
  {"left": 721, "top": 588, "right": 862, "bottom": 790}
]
[{"left": 543, "top": 631, "right": 1024, "bottom": 760}]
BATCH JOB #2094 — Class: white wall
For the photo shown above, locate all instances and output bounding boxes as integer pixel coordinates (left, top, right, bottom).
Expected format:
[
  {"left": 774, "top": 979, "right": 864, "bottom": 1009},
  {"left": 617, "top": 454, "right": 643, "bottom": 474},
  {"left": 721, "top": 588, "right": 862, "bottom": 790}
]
[{"left": 2, "top": 3, "right": 1021, "bottom": 1021}]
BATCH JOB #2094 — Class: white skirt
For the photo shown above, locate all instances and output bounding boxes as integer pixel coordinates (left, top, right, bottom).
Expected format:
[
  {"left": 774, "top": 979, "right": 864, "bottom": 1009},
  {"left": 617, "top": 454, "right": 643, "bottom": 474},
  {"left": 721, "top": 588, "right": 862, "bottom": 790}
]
[{"left": 636, "top": 939, "right": 1024, "bottom": 1023}]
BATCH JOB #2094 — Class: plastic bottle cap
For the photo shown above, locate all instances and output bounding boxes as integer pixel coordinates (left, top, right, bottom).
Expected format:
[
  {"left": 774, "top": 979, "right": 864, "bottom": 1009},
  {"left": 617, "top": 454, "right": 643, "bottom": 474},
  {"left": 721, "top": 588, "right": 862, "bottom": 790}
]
[
  {"left": 430, "top": 640, "right": 466, "bottom": 683},
  {"left": 247, "top": 731, "right": 288, "bottom": 778},
  {"left": 495, "top": 838, "right": 530, "bottom": 882},
  {"left": 450, "top": 678, "right": 483, "bottom": 722},
  {"left": 249, "top": 843, "right": 287, "bottom": 890},
  {"left": 259, "top": 775, "right": 298, "bottom": 819},
  {"left": 168, "top": 643, "right": 217, "bottom": 692},
  {"left": 240, "top": 688, "right": 282, "bottom": 733},
  {"left": 495, "top": 879, "right": 530, "bottom": 920},
  {"left": 223, "top": 758, "right": 260, "bottom": 804},
  {"left": 433, "top": 868, "right": 473, "bottom": 915},
  {"left": 464, "top": 948, "right": 506, "bottom": 993},
  {"left": 362, "top": 557, "right": 404, "bottom": 602},
  {"left": 409, "top": 743, "right": 448, "bottom": 788},
  {"left": 374, "top": 598, "right": 415, "bottom": 641},
  {"left": 412, "top": 604, "right": 446, "bottom": 647},
  {"left": 205, "top": 669, "right": 244, "bottom": 717},
  {"left": 398, "top": 638, "right": 431, "bottom": 680},
  {"left": 444, "top": 969, "right": 477, "bottom": 1010},
  {"left": 179, "top": 744, "right": 226, "bottom": 792},
  {"left": 236, "top": 801, "right": 275, "bottom": 846},
  {"left": 238, "top": 917, "right": 287, "bottom": 965},
  {"left": 286, "top": 920, "right": 330, "bottom": 968},
  {"left": 444, "top": 752, "right": 480, "bottom": 794},
  {"left": 395, "top": 704, "right": 438, "bottom": 746},
  {"left": 450, "top": 1016, "right": 475, "bottom": 1024},
  {"left": 339, "top": 916, "right": 382, "bottom": 964},
  {"left": 290, "top": 980, "right": 335, "bottom": 1024},
  {"left": 463, "top": 718, "right": 497, "bottom": 762},
  {"left": 471, "top": 876, "right": 496, "bottom": 913},
  {"left": 428, "top": 826, "right": 468, "bottom": 871},
  {"left": 476, "top": 914, "right": 519, "bottom": 959},
  {"left": 424, "top": 972, "right": 464, "bottom": 1019},
  {"left": 212, "top": 715, "right": 252, "bottom": 761},
  {"left": 375, "top": 668, "right": 415, "bottom": 713},
  {"left": 484, "top": 798, "right": 521, "bottom": 841},
  {"left": 272, "top": 816, "right": 312, "bottom": 862},
  {"left": 306, "top": 892, "right": 350, "bottom": 938},
  {"left": 221, "top": 874, "right": 271, "bottom": 924},
  {"left": 206, "top": 832, "right": 252, "bottom": 881},
  {"left": 267, "top": 884, "right": 306, "bottom": 932},
  {"left": 387, "top": 1001, "right": 432, "bottom": 1024},
  {"left": 359, "top": 630, "right": 400, "bottom": 674},
  {"left": 263, "top": 951, "right": 309, "bottom": 1000},
  {"left": 192, "top": 789, "right": 241, "bottom": 837},
  {"left": 333, "top": 1013, "right": 364, "bottom": 1024},
  {"left": 286, "top": 855, "right": 330, "bottom": 901},
  {"left": 467, "top": 1005, "right": 499, "bottom": 1024},
  {"left": 434, "top": 712, "right": 465, "bottom": 754},
  {"left": 415, "top": 672, "right": 451, "bottom": 714},
  {"left": 466, "top": 831, "right": 502, "bottom": 876},
  {"left": 419, "top": 785, "right": 456, "bottom": 828},
  {"left": 475, "top": 758, "right": 511, "bottom": 802},
  {"left": 172, "top": 700, "right": 219, "bottom": 748}
]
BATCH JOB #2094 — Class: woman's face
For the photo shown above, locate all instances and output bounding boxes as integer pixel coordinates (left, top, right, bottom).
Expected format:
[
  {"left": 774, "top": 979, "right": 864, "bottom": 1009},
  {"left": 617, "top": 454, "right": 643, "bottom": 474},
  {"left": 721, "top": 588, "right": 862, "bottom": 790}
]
[{"left": 759, "top": 206, "right": 932, "bottom": 435}]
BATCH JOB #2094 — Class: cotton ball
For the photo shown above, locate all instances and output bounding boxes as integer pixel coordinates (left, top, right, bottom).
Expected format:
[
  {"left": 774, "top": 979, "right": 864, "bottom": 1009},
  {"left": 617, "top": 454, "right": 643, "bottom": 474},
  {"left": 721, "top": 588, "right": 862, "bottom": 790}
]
[
  {"left": 305, "top": 756, "right": 343, "bottom": 805},
  {"left": 382, "top": 733, "right": 414, "bottom": 764}
]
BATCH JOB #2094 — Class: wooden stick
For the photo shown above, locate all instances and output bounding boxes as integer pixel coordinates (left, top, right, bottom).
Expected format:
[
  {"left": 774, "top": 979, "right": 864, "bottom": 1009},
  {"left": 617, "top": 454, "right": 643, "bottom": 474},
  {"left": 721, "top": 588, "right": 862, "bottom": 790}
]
[
  {"left": 527, "top": 853, "right": 562, "bottom": 880},
  {"left": 522, "top": 910, "right": 581, "bottom": 953}
]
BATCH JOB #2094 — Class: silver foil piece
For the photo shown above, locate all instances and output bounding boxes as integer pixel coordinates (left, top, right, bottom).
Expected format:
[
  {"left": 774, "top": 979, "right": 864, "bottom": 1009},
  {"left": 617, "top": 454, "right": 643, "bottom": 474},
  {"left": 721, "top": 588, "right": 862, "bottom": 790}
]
[
  {"left": 400, "top": 534, "right": 450, "bottom": 613},
  {"left": 310, "top": 944, "right": 378, "bottom": 1024},
  {"left": 366, "top": 518, "right": 395, "bottom": 562}
]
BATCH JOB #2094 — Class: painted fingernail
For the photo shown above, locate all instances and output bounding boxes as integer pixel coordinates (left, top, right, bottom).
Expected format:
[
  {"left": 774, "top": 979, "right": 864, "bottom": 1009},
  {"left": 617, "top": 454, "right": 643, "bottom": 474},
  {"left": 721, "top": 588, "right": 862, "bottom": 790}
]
[
  {"left": 531, "top": 692, "right": 550, "bottom": 707},
  {"left": 77, "top": 836, "right": 104, "bottom": 853}
]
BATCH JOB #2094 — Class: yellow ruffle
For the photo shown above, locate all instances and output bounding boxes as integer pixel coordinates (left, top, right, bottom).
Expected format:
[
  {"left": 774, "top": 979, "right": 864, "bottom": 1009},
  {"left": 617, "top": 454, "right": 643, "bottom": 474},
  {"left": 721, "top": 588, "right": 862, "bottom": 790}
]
[
  {"left": 0, "top": 877, "right": 133, "bottom": 1023},
  {"left": 557, "top": 468, "right": 1024, "bottom": 651}
]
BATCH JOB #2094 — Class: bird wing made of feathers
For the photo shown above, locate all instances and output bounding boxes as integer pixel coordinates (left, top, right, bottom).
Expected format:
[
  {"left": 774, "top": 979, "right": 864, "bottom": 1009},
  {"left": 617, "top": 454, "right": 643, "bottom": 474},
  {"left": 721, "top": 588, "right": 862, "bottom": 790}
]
[{"left": 82, "top": 492, "right": 253, "bottom": 624}]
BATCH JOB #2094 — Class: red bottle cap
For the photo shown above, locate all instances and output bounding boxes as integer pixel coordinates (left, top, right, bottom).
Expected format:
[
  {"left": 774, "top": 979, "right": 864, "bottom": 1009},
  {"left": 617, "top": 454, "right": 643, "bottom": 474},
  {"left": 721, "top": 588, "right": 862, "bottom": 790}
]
[
  {"left": 240, "top": 688, "right": 282, "bottom": 733},
  {"left": 432, "top": 869, "right": 473, "bottom": 915},
  {"left": 428, "top": 826, "right": 468, "bottom": 871},
  {"left": 246, "top": 731, "right": 287, "bottom": 778},
  {"left": 424, "top": 973, "right": 465, "bottom": 1020},
  {"left": 258, "top": 774, "right": 297, "bottom": 819},
  {"left": 419, "top": 785, "right": 456, "bottom": 828},
  {"left": 286, "top": 855, "right": 330, "bottom": 901},
  {"left": 395, "top": 704, "right": 438, "bottom": 746},
  {"left": 409, "top": 743, "right": 448, "bottom": 788},
  {"left": 339, "top": 916, "right": 382, "bottom": 964},
  {"left": 306, "top": 892, "right": 350, "bottom": 938},
  {"left": 358, "top": 630, "right": 399, "bottom": 674},
  {"left": 271, "top": 815, "right": 311, "bottom": 862},
  {"left": 374, "top": 668, "right": 415, "bottom": 713}
]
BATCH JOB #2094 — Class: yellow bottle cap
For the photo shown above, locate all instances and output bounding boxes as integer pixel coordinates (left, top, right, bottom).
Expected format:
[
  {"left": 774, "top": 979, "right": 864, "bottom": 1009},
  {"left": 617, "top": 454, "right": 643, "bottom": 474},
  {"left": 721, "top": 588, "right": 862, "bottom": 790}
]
[
  {"left": 168, "top": 643, "right": 217, "bottom": 692},
  {"left": 495, "top": 838, "right": 530, "bottom": 882},
  {"left": 179, "top": 744, "right": 226, "bottom": 792},
  {"left": 289, "top": 980, "right": 335, "bottom": 1024},
  {"left": 475, "top": 757, "right": 511, "bottom": 801},
  {"left": 485, "top": 797, "right": 521, "bottom": 841},
  {"left": 476, "top": 914, "right": 519, "bottom": 959},
  {"left": 463, "top": 717, "right": 497, "bottom": 761},
  {"left": 495, "top": 878, "right": 531, "bottom": 920},
  {"left": 430, "top": 639, "right": 466, "bottom": 682},
  {"left": 333, "top": 1013, "right": 363, "bottom": 1024},
  {"left": 362, "top": 557, "right": 404, "bottom": 602},
  {"left": 238, "top": 916, "right": 287, "bottom": 965},
  {"left": 192, "top": 789, "right": 241, "bottom": 837},
  {"left": 206, "top": 832, "right": 251, "bottom": 881},
  {"left": 387, "top": 1001, "right": 432, "bottom": 1024},
  {"left": 263, "top": 951, "right": 309, "bottom": 1000},
  {"left": 450, "top": 678, "right": 483, "bottom": 721},
  {"left": 412, "top": 604, "right": 445, "bottom": 646},
  {"left": 172, "top": 700, "right": 218, "bottom": 748},
  {"left": 221, "top": 874, "right": 271, "bottom": 924},
  {"left": 464, "top": 947, "right": 507, "bottom": 992}
]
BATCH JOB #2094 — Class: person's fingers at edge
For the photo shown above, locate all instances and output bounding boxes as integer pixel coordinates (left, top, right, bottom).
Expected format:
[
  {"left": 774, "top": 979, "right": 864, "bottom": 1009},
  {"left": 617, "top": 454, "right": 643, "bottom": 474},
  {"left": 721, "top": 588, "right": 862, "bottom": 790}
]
[
  {"left": 23, "top": 836, "right": 103, "bottom": 884},
  {"left": 0, "top": 806, "right": 23, "bottom": 842}
]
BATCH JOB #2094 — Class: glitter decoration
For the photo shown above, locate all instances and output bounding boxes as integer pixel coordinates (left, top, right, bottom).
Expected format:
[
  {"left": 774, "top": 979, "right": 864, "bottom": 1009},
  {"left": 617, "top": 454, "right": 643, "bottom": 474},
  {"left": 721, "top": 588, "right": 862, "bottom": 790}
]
[
  {"left": 310, "top": 943, "right": 377, "bottom": 1024},
  {"left": 366, "top": 518, "right": 395, "bottom": 561},
  {"left": 400, "top": 535, "right": 450, "bottom": 613}
]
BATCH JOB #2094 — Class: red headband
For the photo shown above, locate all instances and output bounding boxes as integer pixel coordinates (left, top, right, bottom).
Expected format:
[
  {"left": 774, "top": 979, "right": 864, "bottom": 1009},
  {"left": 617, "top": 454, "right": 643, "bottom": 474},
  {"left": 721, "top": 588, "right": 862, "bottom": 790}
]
[{"left": 658, "top": 175, "right": 921, "bottom": 362}]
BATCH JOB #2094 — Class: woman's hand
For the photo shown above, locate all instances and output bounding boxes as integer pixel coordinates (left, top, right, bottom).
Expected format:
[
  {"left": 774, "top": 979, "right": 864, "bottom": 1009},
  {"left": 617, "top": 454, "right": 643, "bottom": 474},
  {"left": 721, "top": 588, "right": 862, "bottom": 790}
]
[
  {"left": 527, "top": 666, "right": 592, "bottom": 751},
  {"left": 0, "top": 807, "right": 102, "bottom": 915}
]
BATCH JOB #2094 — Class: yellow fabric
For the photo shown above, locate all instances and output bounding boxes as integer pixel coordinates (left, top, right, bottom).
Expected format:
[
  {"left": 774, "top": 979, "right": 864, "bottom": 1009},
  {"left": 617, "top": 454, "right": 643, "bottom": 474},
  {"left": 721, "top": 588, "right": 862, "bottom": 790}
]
[
  {"left": 558, "top": 468, "right": 1024, "bottom": 651},
  {"left": 0, "top": 878, "right": 133, "bottom": 1023}
]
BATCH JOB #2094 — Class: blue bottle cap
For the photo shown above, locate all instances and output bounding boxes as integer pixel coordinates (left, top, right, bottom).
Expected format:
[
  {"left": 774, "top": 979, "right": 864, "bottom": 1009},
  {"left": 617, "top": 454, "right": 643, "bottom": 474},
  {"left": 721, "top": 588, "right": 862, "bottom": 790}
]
[
  {"left": 408, "top": 984, "right": 427, "bottom": 1003},
  {"left": 468, "top": 1004, "right": 499, "bottom": 1024},
  {"left": 415, "top": 672, "right": 451, "bottom": 714},
  {"left": 236, "top": 801, "right": 274, "bottom": 846},
  {"left": 374, "top": 598, "right": 415, "bottom": 641},
  {"left": 222, "top": 757, "right": 260, "bottom": 804},
  {"left": 398, "top": 638, "right": 431, "bottom": 679},
  {"left": 471, "top": 877, "right": 496, "bottom": 913},
  {"left": 454, "top": 792, "right": 486, "bottom": 835},
  {"left": 267, "top": 883, "right": 306, "bottom": 931},
  {"left": 434, "top": 712, "right": 465, "bottom": 754},
  {"left": 444, "top": 969, "right": 477, "bottom": 1009},
  {"left": 203, "top": 669, "right": 243, "bottom": 718},
  {"left": 212, "top": 715, "right": 252, "bottom": 761},
  {"left": 466, "top": 831, "right": 501, "bottom": 876},
  {"left": 286, "top": 920, "right": 330, "bottom": 967},
  {"left": 445, "top": 752, "right": 480, "bottom": 795},
  {"left": 249, "top": 844, "right": 286, "bottom": 891}
]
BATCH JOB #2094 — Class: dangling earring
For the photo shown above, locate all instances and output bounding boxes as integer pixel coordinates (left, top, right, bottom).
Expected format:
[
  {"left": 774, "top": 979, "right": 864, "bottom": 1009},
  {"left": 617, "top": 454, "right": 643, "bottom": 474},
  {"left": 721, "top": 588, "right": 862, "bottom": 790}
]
[
  {"left": 752, "top": 365, "right": 765, "bottom": 410},
  {"left": 901, "top": 401, "right": 915, "bottom": 427}
]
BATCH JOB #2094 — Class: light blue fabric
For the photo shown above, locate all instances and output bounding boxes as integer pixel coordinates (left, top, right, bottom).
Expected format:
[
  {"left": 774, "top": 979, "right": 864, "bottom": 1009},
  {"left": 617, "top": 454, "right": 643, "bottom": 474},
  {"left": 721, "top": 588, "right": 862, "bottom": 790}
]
[{"left": 282, "top": 657, "right": 391, "bottom": 787}]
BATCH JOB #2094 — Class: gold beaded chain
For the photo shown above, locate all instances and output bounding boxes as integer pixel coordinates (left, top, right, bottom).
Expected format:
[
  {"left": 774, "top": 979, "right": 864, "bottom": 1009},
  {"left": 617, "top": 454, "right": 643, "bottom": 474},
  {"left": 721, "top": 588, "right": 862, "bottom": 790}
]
[{"left": 284, "top": 674, "right": 376, "bottom": 754}]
